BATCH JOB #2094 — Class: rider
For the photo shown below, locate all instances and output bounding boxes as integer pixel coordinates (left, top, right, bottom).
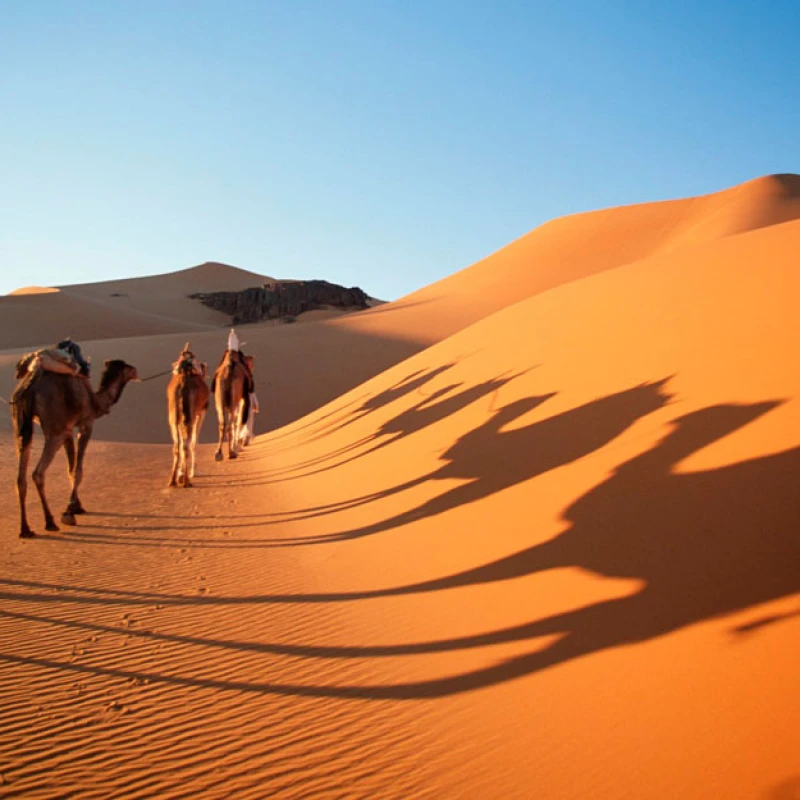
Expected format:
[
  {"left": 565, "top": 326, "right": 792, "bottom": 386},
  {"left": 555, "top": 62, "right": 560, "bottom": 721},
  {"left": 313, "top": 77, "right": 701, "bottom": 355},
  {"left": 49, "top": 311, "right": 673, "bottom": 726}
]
[
  {"left": 57, "top": 338, "right": 91, "bottom": 376},
  {"left": 225, "top": 328, "right": 255, "bottom": 427},
  {"left": 226, "top": 329, "right": 254, "bottom": 388},
  {"left": 172, "top": 343, "right": 207, "bottom": 377}
]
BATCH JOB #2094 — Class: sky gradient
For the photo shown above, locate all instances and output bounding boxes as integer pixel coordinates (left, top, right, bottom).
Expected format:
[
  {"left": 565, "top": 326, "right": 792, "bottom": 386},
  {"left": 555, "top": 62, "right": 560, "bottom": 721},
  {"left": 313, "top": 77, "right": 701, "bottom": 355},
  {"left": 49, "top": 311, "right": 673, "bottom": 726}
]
[{"left": 2, "top": 1, "right": 799, "bottom": 299}]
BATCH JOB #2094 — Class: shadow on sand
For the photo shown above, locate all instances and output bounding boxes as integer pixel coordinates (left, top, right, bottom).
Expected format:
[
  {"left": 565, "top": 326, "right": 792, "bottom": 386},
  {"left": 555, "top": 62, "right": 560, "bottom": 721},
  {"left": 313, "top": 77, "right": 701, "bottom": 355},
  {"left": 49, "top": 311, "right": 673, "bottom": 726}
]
[{"left": 2, "top": 384, "right": 798, "bottom": 699}]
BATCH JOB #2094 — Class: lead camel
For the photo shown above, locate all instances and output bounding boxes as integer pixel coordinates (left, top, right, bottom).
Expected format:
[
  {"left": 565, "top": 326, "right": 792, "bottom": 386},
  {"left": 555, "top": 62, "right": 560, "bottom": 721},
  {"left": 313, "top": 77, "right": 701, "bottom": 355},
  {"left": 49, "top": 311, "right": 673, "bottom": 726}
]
[{"left": 11, "top": 358, "right": 139, "bottom": 538}]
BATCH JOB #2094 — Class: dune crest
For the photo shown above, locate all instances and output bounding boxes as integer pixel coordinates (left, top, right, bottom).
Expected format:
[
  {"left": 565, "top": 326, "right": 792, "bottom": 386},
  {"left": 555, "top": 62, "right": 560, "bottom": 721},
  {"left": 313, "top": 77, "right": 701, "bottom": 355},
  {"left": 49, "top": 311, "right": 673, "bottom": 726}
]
[{"left": 7, "top": 285, "right": 60, "bottom": 295}]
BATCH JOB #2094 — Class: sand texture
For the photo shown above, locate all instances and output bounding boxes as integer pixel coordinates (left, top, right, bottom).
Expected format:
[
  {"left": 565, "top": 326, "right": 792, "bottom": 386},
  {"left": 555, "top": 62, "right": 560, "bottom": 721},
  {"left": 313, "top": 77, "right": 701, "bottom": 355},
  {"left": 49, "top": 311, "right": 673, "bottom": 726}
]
[{"left": 0, "top": 176, "right": 798, "bottom": 799}]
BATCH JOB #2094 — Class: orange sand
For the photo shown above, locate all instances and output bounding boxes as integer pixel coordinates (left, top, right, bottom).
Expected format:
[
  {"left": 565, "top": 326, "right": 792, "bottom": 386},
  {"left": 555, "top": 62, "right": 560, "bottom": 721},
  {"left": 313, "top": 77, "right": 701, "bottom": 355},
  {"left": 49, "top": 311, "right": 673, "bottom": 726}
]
[{"left": 0, "top": 176, "right": 798, "bottom": 798}]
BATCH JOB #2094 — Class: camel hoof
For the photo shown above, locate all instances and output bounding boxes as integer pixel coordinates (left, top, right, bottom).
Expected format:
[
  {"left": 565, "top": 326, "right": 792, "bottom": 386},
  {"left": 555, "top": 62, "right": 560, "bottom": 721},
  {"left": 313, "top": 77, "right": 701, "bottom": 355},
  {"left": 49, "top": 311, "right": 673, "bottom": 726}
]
[
  {"left": 73, "top": 506, "right": 87, "bottom": 515},
  {"left": 20, "top": 529, "right": 36, "bottom": 539},
  {"left": 214, "top": 452, "right": 224, "bottom": 462},
  {"left": 45, "top": 521, "right": 60, "bottom": 532},
  {"left": 61, "top": 513, "right": 76, "bottom": 527},
  {"left": 229, "top": 452, "right": 238, "bottom": 460}
]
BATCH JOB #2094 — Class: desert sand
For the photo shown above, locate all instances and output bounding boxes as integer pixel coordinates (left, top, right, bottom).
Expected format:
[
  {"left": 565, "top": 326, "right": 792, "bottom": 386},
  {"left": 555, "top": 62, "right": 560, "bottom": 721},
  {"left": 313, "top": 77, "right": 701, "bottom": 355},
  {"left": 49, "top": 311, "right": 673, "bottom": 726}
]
[{"left": 0, "top": 175, "right": 798, "bottom": 799}]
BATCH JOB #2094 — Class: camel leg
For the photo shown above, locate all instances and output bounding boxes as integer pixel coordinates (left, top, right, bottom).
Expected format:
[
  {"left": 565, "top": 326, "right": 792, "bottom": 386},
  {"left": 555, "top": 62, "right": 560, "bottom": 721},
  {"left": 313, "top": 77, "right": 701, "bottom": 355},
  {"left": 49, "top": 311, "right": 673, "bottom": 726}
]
[
  {"left": 233, "top": 403, "right": 244, "bottom": 452},
  {"left": 63, "top": 429, "right": 91, "bottom": 522},
  {"left": 235, "top": 400, "right": 245, "bottom": 451},
  {"left": 215, "top": 407, "right": 226, "bottom": 462},
  {"left": 227, "top": 409, "right": 238, "bottom": 459},
  {"left": 181, "top": 432, "right": 192, "bottom": 488},
  {"left": 168, "top": 423, "right": 181, "bottom": 487},
  {"left": 64, "top": 435, "right": 76, "bottom": 476},
  {"left": 32, "top": 435, "right": 65, "bottom": 532},
  {"left": 190, "top": 409, "right": 206, "bottom": 479},
  {"left": 16, "top": 438, "right": 35, "bottom": 538}
]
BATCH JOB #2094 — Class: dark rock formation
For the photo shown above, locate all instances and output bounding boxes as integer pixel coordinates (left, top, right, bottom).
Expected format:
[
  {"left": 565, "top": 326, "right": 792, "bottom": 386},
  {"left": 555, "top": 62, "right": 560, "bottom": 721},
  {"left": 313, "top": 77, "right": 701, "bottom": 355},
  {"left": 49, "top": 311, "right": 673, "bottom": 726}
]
[{"left": 189, "top": 279, "right": 370, "bottom": 324}]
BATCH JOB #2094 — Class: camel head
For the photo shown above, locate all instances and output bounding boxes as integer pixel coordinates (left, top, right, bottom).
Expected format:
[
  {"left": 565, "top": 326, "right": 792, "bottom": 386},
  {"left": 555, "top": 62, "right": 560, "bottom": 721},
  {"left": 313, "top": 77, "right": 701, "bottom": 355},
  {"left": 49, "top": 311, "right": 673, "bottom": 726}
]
[
  {"left": 99, "top": 359, "right": 139, "bottom": 389},
  {"left": 86, "top": 359, "right": 138, "bottom": 413}
]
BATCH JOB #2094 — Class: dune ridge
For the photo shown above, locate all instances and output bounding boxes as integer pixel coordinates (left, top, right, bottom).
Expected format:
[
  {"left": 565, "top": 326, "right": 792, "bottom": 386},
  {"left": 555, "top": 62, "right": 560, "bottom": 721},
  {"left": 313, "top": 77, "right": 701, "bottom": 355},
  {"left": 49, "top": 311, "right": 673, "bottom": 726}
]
[
  {"left": 0, "top": 175, "right": 798, "bottom": 799},
  {"left": 6, "top": 285, "right": 60, "bottom": 295}
]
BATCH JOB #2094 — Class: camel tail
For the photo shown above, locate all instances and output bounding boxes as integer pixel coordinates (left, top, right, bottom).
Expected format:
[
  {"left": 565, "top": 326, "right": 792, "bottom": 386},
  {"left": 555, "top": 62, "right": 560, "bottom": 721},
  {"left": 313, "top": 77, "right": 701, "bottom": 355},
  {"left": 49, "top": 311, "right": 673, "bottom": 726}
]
[{"left": 10, "top": 379, "right": 35, "bottom": 449}]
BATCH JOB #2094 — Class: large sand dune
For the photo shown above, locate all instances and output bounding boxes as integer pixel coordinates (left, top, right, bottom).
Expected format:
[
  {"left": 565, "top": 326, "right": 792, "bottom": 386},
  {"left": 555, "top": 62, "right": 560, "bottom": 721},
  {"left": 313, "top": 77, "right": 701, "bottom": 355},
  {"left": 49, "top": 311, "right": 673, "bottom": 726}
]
[{"left": 0, "top": 176, "right": 798, "bottom": 798}]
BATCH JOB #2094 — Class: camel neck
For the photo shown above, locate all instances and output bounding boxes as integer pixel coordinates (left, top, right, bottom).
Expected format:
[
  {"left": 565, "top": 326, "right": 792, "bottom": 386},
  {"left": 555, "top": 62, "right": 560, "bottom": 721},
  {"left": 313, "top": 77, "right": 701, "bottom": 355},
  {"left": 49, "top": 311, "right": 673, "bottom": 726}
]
[{"left": 95, "top": 379, "right": 125, "bottom": 416}]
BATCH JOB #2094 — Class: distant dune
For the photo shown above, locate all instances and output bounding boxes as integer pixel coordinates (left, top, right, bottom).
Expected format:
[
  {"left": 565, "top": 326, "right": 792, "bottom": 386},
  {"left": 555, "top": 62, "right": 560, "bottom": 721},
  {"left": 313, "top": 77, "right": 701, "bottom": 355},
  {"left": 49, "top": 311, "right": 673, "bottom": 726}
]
[
  {"left": 6, "top": 285, "right": 60, "bottom": 295},
  {"left": 0, "top": 176, "right": 797, "bottom": 799}
]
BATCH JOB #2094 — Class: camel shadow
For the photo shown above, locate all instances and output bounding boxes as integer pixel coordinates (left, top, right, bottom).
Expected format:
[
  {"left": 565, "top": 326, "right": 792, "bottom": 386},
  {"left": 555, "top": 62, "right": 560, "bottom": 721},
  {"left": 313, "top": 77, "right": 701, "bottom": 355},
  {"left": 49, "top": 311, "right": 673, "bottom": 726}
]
[
  {"left": 297, "top": 362, "right": 459, "bottom": 443},
  {"left": 3, "top": 400, "right": 798, "bottom": 701},
  {"left": 334, "top": 399, "right": 800, "bottom": 698},
  {"left": 35, "top": 380, "right": 674, "bottom": 546},
  {"left": 289, "top": 378, "right": 672, "bottom": 542},
  {"left": 270, "top": 369, "right": 531, "bottom": 482}
]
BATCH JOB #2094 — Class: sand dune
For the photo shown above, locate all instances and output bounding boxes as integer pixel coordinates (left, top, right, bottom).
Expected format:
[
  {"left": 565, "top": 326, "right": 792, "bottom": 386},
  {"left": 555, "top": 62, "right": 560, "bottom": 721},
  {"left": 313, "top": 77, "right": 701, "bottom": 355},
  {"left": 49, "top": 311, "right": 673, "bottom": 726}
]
[
  {"left": 7, "top": 285, "right": 60, "bottom": 295},
  {"left": 0, "top": 289, "right": 223, "bottom": 352},
  {"left": 0, "top": 176, "right": 798, "bottom": 798},
  {"left": 0, "top": 262, "right": 273, "bottom": 350},
  {"left": 59, "top": 262, "right": 275, "bottom": 329},
  {"left": 5, "top": 175, "right": 800, "bottom": 442}
]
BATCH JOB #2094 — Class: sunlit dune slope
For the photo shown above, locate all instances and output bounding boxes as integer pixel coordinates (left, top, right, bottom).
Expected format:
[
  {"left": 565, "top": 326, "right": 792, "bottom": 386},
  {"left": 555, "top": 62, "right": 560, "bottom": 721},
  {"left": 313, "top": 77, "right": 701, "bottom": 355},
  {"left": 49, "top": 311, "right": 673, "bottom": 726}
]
[
  {"left": 247, "top": 210, "right": 799, "bottom": 798},
  {"left": 389, "top": 173, "right": 800, "bottom": 339}
]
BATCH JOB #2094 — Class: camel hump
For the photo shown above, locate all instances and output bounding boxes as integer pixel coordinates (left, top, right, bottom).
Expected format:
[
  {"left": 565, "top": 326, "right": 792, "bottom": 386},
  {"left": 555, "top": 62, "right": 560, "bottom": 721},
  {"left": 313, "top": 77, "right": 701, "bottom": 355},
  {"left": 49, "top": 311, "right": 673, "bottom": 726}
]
[{"left": 15, "top": 352, "right": 38, "bottom": 379}]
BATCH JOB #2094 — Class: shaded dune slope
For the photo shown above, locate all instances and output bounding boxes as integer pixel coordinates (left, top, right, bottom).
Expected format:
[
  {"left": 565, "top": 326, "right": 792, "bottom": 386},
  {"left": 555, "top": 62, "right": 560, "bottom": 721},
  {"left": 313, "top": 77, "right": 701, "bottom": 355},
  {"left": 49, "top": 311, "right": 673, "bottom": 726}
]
[
  {"left": 59, "top": 262, "right": 273, "bottom": 330},
  {"left": 0, "top": 290, "right": 218, "bottom": 351}
]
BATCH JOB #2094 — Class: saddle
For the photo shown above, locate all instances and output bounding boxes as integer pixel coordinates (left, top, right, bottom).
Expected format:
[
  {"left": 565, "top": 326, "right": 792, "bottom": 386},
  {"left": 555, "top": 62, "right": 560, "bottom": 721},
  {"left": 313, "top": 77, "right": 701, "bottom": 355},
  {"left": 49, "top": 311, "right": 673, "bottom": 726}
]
[
  {"left": 172, "top": 344, "right": 207, "bottom": 378},
  {"left": 15, "top": 347, "right": 83, "bottom": 380}
]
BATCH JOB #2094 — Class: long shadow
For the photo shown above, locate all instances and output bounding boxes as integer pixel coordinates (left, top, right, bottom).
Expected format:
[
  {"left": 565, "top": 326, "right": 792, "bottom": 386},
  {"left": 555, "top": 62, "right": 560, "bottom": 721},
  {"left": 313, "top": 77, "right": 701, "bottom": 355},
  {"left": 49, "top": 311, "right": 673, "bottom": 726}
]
[
  {"left": 336, "top": 399, "right": 800, "bottom": 698},
  {"left": 270, "top": 370, "right": 531, "bottom": 483},
  {"left": 3, "top": 401, "right": 799, "bottom": 699},
  {"left": 388, "top": 401, "right": 793, "bottom": 595},
  {"left": 9, "top": 381, "right": 670, "bottom": 545},
  {"left": 0, "top": 607, "right": 558, "bottom": 659},
  {"left": 288, "top": 379, "right": 672, "bottom": 542},
  {"left": 301, "top": 362, "right": 459, "bottom": 442},
  {"left": 256, "top": 362, "right": 460, "bottom": 465}
]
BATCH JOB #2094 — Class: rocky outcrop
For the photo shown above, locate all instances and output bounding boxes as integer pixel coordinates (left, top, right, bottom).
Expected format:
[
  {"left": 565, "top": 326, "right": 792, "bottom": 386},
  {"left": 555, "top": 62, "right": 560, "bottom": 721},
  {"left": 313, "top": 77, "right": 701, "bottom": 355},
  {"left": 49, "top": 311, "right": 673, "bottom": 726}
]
[{"left": 189, "top": 279, "right": 370, "bottom": 324}]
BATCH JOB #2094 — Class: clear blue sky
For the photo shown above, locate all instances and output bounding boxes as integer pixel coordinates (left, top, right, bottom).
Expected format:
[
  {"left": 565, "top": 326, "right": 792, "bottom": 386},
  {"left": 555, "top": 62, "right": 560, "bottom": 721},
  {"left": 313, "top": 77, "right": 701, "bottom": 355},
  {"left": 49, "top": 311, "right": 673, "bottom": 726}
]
[{"left": 2, "top": 1, "right": 799, "bottom": 299}]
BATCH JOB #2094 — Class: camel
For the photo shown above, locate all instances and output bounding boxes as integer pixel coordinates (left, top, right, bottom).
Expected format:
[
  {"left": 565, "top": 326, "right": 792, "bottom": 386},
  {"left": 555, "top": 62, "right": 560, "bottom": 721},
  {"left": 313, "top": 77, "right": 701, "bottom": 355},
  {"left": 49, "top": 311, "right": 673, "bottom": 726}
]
[
  {"left": 167, "top": 345, "right": 210, "bottom": 487},
  {"left": 212, "top": 349, "right": 251, "bottom": 461},
  {"left": 12, "top": 358, "right": 139, "bottom": 538}
]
